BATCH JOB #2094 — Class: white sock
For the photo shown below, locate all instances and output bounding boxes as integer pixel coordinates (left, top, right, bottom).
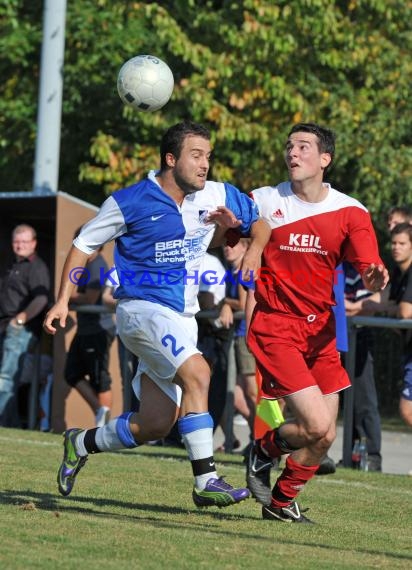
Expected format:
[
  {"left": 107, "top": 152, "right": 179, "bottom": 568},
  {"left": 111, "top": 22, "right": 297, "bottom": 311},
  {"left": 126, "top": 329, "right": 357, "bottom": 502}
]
[{"left": 179, "top": 413, "right": 218, "bottom": 490}]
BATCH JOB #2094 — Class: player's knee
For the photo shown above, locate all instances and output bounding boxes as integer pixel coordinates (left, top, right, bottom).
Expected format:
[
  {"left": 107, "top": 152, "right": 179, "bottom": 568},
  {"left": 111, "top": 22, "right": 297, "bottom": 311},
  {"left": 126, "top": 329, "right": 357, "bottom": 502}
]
[
  {"left": 304, "top": 419, "right": 331, "bottom": 444},
  {"left": 179, "top": 358, "right": 210, "bottom": 396},
  {"left": 320, "top": 426, "right": 336, "bottom": 450}
]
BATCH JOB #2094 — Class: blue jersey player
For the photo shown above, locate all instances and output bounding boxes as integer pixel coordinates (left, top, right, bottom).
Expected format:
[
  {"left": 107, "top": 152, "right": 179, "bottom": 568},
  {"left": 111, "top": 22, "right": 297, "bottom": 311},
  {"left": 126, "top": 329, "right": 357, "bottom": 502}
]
[{"left": 44, "top": 121, "right": 271, "bottom": 508}]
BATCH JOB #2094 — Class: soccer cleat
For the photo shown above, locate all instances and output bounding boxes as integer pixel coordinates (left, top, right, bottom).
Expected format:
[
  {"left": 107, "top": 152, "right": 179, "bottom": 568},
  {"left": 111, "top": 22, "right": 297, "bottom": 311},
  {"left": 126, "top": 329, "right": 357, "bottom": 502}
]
[
  {"left": 262, "top": 501, "right": 314, "bottom": 524},
  {"left": 192, "top": 477, "right": 250, "bottom": 508},
  {"left": 245, "top": 442, "right": 275, "bottom": 506},
  {"left": 57, "top": 428, "right": 88, "bottom": 496}
]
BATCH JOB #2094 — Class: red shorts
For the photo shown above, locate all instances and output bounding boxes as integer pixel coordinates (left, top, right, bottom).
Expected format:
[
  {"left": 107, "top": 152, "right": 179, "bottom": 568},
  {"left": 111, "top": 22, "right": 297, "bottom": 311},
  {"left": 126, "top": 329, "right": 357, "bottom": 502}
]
[{"left": 248, "top": 309, "right": 350, "bottom": 399}]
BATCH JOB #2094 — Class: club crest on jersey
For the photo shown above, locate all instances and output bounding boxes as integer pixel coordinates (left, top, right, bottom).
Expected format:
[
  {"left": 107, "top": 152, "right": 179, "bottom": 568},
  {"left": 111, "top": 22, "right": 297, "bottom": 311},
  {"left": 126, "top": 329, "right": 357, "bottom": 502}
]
[{"left": 198, "top": 210, "right": 209, "bottom": 223}]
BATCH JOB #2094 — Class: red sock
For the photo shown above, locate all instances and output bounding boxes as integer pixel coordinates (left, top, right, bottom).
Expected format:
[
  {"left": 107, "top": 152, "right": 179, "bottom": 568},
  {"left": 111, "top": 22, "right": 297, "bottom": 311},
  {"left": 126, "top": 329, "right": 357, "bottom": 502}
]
[
  {"left": 260, "top": 427, "right": 296, "bottom": 459},
  {"left": 271, "top": 455, "right": 319, "bottom": 508}
]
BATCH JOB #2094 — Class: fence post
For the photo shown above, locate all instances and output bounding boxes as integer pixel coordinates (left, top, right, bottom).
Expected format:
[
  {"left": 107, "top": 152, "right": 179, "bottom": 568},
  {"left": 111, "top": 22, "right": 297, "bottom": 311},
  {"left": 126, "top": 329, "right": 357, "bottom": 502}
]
[
  {"left": 223, "top": 335, "right": 236, "bottom": 453},
  {"left": 342, "top": 318, "right": 358, "bottom": 466}
]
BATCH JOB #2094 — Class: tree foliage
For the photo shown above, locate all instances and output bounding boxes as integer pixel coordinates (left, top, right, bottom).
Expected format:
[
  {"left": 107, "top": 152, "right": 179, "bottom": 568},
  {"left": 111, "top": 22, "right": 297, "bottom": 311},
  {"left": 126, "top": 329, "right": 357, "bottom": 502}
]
[{"left": 0, "top": 0, "right": 410, "bottom": 227}]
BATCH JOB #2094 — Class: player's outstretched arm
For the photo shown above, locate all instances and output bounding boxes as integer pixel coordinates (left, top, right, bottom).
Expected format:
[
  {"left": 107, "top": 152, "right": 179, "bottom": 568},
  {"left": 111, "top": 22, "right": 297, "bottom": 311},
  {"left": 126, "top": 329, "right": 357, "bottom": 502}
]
[
  {"left": 43, "top": 246, "right": 89, "bottom": 335},
  {"left": 245, "top": 287, "right": 257, "bottom": 338},
  {"left": 361, "top": 263, "right": 389, "bottom": 292}
]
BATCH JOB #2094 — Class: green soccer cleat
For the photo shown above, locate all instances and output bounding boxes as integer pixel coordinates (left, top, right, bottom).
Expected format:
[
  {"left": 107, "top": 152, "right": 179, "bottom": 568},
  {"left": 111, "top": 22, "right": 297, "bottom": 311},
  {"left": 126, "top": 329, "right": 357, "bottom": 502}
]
[
  {"left": 57, "top": 428, "right": 88, "bottom": 496},
  {"left": 192, "top": 477, "right": 250, "bottom": 508}
]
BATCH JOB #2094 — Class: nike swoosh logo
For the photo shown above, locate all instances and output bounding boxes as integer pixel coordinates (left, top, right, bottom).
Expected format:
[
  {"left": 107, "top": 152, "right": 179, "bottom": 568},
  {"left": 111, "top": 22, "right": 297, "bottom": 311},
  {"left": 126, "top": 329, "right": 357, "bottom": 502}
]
[
  {"left": 209, "top": 461, "right": 215, "bottom": 467},
  {"left": 151, "top": 214, "right": 165, "bottom": 221}
]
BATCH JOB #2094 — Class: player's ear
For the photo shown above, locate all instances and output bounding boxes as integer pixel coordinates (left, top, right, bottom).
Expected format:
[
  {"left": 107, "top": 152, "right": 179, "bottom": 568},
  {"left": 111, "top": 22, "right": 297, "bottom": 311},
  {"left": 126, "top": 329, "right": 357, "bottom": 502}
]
[
  {"left": 320, "top": 153, "right": 332, "bottom": 170},
  {"left": 166, "top": 152, "right": 176, "bottom": 168}
]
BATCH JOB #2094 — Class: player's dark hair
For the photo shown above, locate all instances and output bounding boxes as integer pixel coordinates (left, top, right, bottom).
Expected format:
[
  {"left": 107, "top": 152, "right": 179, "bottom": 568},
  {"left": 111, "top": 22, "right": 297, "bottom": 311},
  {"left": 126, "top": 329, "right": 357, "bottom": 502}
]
[
  {"left": 391, "top": 222, "right": 412, "bottom": 242},
  {"left": 387, "top": 205, "right": 412, "bottom": 222},
  {"left": 160, "top": 121, "right": 211, "bottom": 170},
  {"left": 288, "top": 122, "right": 336, "bottom": 173}
]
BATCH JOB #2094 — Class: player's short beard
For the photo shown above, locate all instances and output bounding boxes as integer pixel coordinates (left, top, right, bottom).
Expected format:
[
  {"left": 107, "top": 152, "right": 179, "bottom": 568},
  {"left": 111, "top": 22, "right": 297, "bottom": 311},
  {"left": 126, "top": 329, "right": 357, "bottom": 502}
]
[{"left": 173, "top": 170, "right": 204, "bottom": 195}]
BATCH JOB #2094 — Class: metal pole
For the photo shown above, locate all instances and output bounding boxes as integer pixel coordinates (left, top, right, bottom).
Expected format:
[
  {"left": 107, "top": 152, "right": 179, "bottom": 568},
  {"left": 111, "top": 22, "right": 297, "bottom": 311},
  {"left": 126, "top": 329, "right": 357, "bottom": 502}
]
[
  {"left": 33, "top": 0, "right": 67, "bottom": 194},
  {"left": 342, "top": 318, "right": 358, "bottom": 466},
  {"left": 224, "top": 334, "right": 236, "bottom": 453}
]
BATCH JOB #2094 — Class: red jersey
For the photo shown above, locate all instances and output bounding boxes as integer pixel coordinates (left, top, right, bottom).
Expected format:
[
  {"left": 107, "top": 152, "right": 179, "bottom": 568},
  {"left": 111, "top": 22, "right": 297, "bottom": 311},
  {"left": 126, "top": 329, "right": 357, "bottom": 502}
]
[{"left": 251, "top": 182, "right": 383, "bottom": 317}]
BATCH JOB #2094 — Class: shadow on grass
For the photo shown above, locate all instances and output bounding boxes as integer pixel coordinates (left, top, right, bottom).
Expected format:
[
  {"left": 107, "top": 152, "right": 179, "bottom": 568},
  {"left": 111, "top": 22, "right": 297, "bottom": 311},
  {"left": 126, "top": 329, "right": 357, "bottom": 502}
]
[
  {"left": 0, "top": 487, "right": 252, "bottom": 522},
  {"left": 1, "top": 489, "right": 411, "bottom": 563}
]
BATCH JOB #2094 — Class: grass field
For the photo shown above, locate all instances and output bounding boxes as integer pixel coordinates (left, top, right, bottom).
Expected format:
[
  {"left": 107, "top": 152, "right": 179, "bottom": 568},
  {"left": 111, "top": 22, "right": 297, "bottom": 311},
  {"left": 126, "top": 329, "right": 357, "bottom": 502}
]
[{"left": 1, "top": 428, "right": 411, "bottom": 570}]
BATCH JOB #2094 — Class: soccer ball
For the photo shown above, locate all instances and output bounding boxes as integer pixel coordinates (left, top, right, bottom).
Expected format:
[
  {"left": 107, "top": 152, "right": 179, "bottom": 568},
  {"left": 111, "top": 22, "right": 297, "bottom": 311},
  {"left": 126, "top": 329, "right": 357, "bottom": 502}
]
[{"left": 117, "top": 55, "right": 174, "bottom": 112}]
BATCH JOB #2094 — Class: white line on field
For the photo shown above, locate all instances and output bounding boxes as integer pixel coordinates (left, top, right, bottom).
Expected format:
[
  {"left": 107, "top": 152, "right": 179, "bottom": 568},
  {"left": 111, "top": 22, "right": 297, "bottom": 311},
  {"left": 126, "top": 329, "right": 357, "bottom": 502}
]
[
  {"left": 315, "top": 476, "right": 412, "bottom": 496},
  {"left": 0, "top": 435, "right": 59, "bottom": 447}
]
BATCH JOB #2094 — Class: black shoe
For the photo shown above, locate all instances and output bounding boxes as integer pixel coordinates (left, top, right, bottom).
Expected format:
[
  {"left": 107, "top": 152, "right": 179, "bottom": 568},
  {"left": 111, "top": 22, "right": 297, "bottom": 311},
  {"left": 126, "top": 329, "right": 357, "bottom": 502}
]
[
  {"left": 262, "top": 501, "right": 314, "bottom": 524},
  {"left": 368, "top": 454, "right": 382, "bottom": 472},
  {"left": 245, "top": 442, "right": 275, "bottom": 506},
  {"left": 316, "top": 455, "right": 336, "bottom": 476}
]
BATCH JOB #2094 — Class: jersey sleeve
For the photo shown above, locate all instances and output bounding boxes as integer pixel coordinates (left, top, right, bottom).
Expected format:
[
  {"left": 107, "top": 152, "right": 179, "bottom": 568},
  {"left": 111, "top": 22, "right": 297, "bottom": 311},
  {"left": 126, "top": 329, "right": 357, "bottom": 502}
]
[
  {"left": 224, "top": 183, "right": 258, "bottom": 234},
  {"left": 73, "top": 196, "right": 127, "bottom": 254},
  {"left": 343, "top": 209, "right": 384, "bottom": 274}
]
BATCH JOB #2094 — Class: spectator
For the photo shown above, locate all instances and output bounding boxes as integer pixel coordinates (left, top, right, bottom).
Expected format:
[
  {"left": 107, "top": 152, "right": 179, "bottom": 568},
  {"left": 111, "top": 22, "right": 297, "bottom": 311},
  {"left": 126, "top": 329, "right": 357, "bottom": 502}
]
[
  {"left": 197, "top": 251, "right": 232, "bottom": 431},
  {"left": 102, "top": 269, "right": 138, "bottom": 412},
  {"left": 350, "top": 223, "right": 412, "bottom": 433},
  {"left": 0, "top": 224, "right": 50, "bottom": 427},
  {"left": 64, "top": 230, "right": 115, "bottom": 428},
  {"left": 386, "top": 205, "right": 412, "bottom": 232},
  {"left": 221, "top": 239, "right": 257, "bottom": 444},
  {"left": 343, "top": 262, "right": 382, "bottom": 472}
]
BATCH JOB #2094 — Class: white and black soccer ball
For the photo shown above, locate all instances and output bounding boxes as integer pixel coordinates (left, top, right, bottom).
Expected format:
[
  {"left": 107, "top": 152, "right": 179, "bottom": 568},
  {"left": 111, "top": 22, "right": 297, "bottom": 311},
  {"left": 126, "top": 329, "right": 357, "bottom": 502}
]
[{"left": 117, "top": 55, "right": 174, "bottom": 112}]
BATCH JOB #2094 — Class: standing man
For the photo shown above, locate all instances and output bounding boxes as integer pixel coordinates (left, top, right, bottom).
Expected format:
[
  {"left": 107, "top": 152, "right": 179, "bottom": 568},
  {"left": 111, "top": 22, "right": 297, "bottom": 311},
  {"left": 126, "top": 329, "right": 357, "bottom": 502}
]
[
  {"left": 0, "top": 224, "right": 50, "bottom": 426},
  {"left": 349, "top": 223, "right": 412, "bottom": 432},
  {"left": 245, "top": 123, "right": 388, "bottom": 523},
  {"left": 44, "top": 121, "right": 271, "bottom": 509},
  {"left": 343, "top": 261, "right": 383, "bottom": 472}
]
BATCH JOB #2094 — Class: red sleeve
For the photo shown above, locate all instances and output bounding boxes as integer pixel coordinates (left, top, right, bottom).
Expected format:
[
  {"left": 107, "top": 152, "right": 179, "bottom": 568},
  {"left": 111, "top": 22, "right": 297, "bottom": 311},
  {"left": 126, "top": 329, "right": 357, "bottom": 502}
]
[{"left": 343, "top": 209, "right": 384, "bottom": 274}]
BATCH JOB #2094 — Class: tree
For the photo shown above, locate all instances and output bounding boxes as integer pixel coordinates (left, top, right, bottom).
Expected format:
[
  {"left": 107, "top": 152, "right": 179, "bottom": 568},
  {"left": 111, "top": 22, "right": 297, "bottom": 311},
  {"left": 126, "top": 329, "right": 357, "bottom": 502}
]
[{"left": 0, "top": 0, "right": 410, "bottom": 227}]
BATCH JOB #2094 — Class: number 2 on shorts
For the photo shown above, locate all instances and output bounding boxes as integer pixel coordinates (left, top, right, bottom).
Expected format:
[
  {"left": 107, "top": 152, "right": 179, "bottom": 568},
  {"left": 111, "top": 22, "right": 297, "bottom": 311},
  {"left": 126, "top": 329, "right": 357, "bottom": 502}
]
[{"left": 161, "top": 334, "right": 185, "bottom": 357}]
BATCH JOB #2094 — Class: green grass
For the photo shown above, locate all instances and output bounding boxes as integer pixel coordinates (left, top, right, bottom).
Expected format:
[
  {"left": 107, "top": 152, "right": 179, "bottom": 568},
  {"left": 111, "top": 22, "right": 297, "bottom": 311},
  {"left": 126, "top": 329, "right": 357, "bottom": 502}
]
[{"left": 0, "top": 428, "right": 411, "bottom": 570}]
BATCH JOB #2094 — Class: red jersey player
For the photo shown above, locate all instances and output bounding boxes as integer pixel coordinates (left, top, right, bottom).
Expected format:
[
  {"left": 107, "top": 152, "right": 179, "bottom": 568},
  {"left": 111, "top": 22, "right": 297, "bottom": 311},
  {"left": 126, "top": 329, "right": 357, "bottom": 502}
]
[{"left": 245, "top": 123, "right": 388, "bottom": 523}]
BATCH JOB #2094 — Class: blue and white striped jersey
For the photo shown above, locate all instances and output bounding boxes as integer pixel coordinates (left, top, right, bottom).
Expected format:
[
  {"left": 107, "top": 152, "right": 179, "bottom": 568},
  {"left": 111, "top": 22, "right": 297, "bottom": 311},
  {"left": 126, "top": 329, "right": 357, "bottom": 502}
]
[{"left": 74, "top": 170, "right": 258, "bottom": 315}]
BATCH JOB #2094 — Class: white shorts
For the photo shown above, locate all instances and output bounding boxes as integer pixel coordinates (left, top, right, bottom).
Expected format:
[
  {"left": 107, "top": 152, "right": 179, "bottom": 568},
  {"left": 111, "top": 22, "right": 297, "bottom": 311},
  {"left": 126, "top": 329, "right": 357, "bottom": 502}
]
[{"left": 116, "top": 299, "right": 201, "bottom": 406}]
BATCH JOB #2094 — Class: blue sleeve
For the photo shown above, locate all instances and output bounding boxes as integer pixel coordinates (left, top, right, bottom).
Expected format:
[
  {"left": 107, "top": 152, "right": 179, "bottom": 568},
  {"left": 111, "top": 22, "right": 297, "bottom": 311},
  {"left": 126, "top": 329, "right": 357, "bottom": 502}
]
[
  {"left": 224, "top": 183, "right": 258, "bottom": 234},
  {"left": 333, "top": 264, "right": 348, "bottom": 352}
]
